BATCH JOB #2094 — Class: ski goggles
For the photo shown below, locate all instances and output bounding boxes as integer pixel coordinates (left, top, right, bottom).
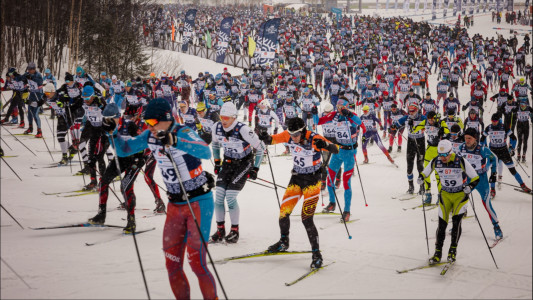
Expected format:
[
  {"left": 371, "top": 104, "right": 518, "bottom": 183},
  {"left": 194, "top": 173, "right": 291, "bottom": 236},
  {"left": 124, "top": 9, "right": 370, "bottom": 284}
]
[
  {"left": 220, "top": 115, "right": 233, "bottom": 122},
  {"left": 144, "top": 119, "right": 160, "bottom": 127},
  {"left": 288, "top": 127, "right": 304, "bottom": 137},
  {"left": 82, "top": 96, "right": 92, "bottom": 101},
  {"left": 438, "top": 152, "right": 451, "bottom": 157}
]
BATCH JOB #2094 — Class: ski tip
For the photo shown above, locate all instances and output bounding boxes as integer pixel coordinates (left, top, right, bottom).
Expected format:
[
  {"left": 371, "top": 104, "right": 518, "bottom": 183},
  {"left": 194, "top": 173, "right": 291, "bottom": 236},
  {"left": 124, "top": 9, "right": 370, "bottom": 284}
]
[{"left": 85, "top": 242, "right": 95, "bottom": 246}]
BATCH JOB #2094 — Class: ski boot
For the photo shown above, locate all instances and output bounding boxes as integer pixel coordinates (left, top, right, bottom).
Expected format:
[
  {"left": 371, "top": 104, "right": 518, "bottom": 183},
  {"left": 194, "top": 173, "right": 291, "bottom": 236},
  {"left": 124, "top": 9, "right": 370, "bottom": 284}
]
[
  {"left": 267, "top": 235, "right": 289, "bottom": 253},
  {"left": 225, "top": 226, "right": 239, "bottom": 243},
  {"left": 490, "top": 188, "right": 496, "bottom": 199},
  {"left": 58, "top": 154, "right": 69, "bottom": 166},
  {"left": 341, "top": 211, "right": 350, "bottom": 222},
  {"left": 388, "top": 146, "right": 393, "bottom": 153},
  {"left": 18, "top": 121, "right": 25, "bottom": 128},
  {"left": 397, "top": 146, "right": 402, "bottom": 153},
  {"left": 407, "top": 180, "right": 415, "bottom": 194},
  {"left": 493, "top": 223, "right": 503, "bottom": 240},
  {"left": 210, "top": 222, "right": 226, "bottom": 243},
  {"left": 497, "top": 175, "right": 502, "bottom": 190},
  {"left": 0, "top": 148, "right": 3, "bottom": 157},
  {"left": 520, "top": 183, "right": 532, "bottom": 194},
  {"left": 447, "top": 246, "right": 457, "bottom": 262},
  {"left": 10, "top": 117, "right": 18, "bottom": 124},
  {"left": 154, "top": 198, "right": 166, "bottom": 214},
  {"left": 34, "top": 128, "right": 43, "bottom": 138},
  {"left": 310, "top": 249, "right": 323, "bottom": 269},
  {"left": 23, "top": 126, "right": 33, "bottom": 135},
  {"left": 83, "top": 180, "right": 98, "bottom": 191},
  {"left": 418, "top": 184, "right": 425, "bottom": 196},
  {"left": 521, "top": 155, "right": 526, "bottom": 164},
  {"left": 123, "top": 214, "right": 136, "bottom": 234},
  {"left": 363, "top": 154, "right": 369, "bottom": 164},
  {"left": 88, "top": 205, "right": 107, "bottom": 225},
  {"left": 0, "top": 119, "right": 6, "bottom": 125},
  {"left": 429, "top": 249, "right": 442, "bottom": 264},
  {"left": 322, "top": 202, "right": 336, "bottom": 213},
  {"left": 68, "top": 146, "right": 77, "bottom": 160},
  {"left": 77, "top": 165, "right": 91, "bottom": 175},
  {"left": 423, "top": 192, "right": 432, "bottom": 205}
]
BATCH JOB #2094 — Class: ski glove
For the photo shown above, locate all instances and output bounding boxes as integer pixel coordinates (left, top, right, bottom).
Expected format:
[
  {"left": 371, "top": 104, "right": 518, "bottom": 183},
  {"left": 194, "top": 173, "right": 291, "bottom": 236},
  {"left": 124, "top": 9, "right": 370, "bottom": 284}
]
[
  {"left": 341, "top": 108, "right": 353, "bottom": 117},
  {"left": 313, "top": 138, "right": 327, "bottom": 149},
  {"left": 417, "top": 176, "right": 425, "bottom": 185},
  {"left": 102, "top": 117, "right": 116, "bottom": 133},
  {"left": 248, "top": 167, "right": 259, "bottom": 180},
  {"left": 509, "top": 148, "right": 515, "bottom": 157},
  {"left": 258, "top": 131, "right": 272, "bottom": 145},
  {"left": 214, "top": 159, "right": 222, "bottom": 175},
  {"left": 489, "top": 172, "right": 497, "bottom": 184},
  {"left": 273, "top": 127, "right": 278, "bottom": 135},
  {"left": 311, "top": 106, "right": 318, "bottom": 115},
  {"left": 157, "top": 130, "right": 177, "bottom": 147},
  {"left": 463, "top": 185, "right": 472, "bottom": 194}
]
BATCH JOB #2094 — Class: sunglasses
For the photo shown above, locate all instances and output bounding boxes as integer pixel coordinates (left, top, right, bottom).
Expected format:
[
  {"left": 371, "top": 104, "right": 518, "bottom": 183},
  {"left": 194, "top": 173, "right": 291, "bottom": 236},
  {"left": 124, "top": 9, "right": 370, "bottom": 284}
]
[
  {"left": 220, "top": 115, "right": 233, "bottom": 122},
  {"left": 438, "top": 152, "right": 450, "bottom": 157},
  {"left": 145, "top": 119, "right": 160, "bottom": 127}
]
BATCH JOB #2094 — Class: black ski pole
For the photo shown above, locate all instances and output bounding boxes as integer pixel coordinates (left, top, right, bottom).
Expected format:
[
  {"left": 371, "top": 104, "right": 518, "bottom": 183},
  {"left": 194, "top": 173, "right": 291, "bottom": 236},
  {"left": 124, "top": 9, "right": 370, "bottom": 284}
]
[
  {"left": 109, "top": 136, "right": 151, "bottom": 300},
  {"left": 2, "top": 127, "right": 37, "bottom": 156},
  {"left": 256, "top": 177, "right": 287, "bottom": 189},
  {"left": 247, "top": 179, "right": 276, "bottom": 189},
  {"left": 320, "top": 151, "right": 352, "bottom": 240},
  {"left": 40, "top": 135, "right": 55, "bottom": 162},
  {"left": 1, "top": 156, "right": 23, "bottom": 181},
  {"left": 265, "top": 148, "right": 281, "bottom": 208},
  {"left": 420, "top": 185, "right": 430, "bottom": 256},
  {"left": 469, "top": 194, "right": 499, "bottom": 269},
  {"left": 0, "top": 136, "right": 13, "bottom": 150},
  {"left": 347, "top": 119, "right": 369, "bottom": 207},
  {"left": 0, "top": 204, "right": 25, "bottom": 229},
  {"left": 514, "top": 157, "right": 530, "bottom": 178},
  {"left": 1, "top": 258, "right": 32, "bottom": 289},
  {"left": 163, "top": 145, "right": 228, "bottom": 299}
]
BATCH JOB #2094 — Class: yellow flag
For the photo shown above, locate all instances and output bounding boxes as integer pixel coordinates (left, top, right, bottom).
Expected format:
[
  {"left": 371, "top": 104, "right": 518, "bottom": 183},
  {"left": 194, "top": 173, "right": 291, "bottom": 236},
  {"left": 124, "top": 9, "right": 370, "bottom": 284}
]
[{"left": 248, "top": 36, "right": 256, "bottom": 58}]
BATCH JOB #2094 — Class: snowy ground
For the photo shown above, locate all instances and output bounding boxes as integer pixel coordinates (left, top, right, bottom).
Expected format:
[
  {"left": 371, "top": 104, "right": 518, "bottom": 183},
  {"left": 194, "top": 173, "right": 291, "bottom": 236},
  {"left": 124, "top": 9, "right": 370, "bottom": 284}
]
[{"left": 1, "top": 13, "right": 532, "bottom": 299}]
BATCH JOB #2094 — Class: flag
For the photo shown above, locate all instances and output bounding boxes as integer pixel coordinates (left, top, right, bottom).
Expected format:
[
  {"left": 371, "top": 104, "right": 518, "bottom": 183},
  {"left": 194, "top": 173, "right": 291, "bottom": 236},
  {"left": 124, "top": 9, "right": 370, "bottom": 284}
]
[
  {"left": 254, "top": 18, "right": 281, "bottom": 67},
  {"left": 215, "top": 17, "right": 234, "bottom": 63},
  {"left": 205, "top": 31, "right": 212, "bottom": 49},
  {"left": 171, "top": 24, "right": 175, "bottom": 41},
  {"left": 182, "top": 9, "right": 197, "bottom": 52},
  {"left": 248, "top": 36, "right": 256, "bottom": 57}
]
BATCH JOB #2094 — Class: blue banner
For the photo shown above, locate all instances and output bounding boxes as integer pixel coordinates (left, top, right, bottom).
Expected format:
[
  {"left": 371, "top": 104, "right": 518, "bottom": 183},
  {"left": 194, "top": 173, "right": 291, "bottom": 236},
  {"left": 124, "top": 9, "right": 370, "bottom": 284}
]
[
  {"left": 331, "top": 7, "right": 342, "bottom": 21},
  {"left": 255, "top": 18, "right": 281, "bottom": 67},
  {"left": 182, "top": 9, "right": 197, "bottom": 52},
  {"left": 215, "top": 17, "right": 234, "bottom": 63}
]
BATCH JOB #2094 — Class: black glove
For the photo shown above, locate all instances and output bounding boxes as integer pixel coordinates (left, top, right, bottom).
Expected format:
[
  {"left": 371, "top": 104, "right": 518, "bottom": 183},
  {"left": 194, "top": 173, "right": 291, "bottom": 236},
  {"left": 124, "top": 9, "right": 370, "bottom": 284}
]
[
  {"left": 509, "top": 148, "right": 515, "bottom": 157},
  {"left": 258, "top": 131, "right": 272, "bottom": 144},
  {"left": 248, "top": 167, "right": 259, "bottom": 180},
  {"left": 102, "top": 117, "right": 117, "bottom": 133},
  {"left": 408, "top": 118, "right": 414, "bottom": 127},
  {"left": 214, "top": 159, "right": 222, "bottom": 175},
  {"left": 273, "top": 127, "right": 278, "bottom": 135},
  {"left": 311, "top": 106, "right": 318, "bottom": 115},
  {"left": 156, "top": 130, "right": 177, "bottom": 147},
  {"left": 313, "top": 138, "right": 327, "bottom": 149},
  {"left": 489, "top": 172, "right": 497, "bottom": 184},
  {"left": 341, "top": 108, "right": 352, "bottom": 117}
]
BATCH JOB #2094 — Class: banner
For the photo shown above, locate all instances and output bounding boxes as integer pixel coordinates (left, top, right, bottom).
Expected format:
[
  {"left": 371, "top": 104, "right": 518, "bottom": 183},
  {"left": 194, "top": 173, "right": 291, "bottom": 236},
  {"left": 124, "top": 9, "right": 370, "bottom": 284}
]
[
  {"left": 432, "top": 0, "right": 437, "bottom": 19},
  {"left": 453, "top": 0, "right": 458, "bottom": 15},
  {"left": 415, "top": 0, "right": 420, "bottom": 12},
  {"left": 181, "top": 9, "right": 197, "bottom": 52},
  {"left": 254, "top": 18, "right": 281, "bottom": 67},
  {"left": 205, "top": 31, "right": 212, "bottom": 49},
  {"left": 331, "top": 7, "right": 342, "bottom": 21},
  {"left": 506, "top": 0, "right": 513, "bottom": 10},
  {"left": 215, "top": 17, "right": 234, "bottom": 63}
]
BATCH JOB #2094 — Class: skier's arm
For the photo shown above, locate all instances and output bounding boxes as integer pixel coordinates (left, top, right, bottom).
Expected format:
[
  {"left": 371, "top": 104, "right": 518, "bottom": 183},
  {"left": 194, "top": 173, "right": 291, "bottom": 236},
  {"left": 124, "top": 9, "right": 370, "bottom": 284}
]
[
  {"left": 420, "top": 157, "right": 436, "bottom": 179},
  {"left": 483, "top": 147, "right": 498, "bottom": 174},
  {"left": 240, "top": 125, "right": 266, "bottom": 168},
  {"left": 461, "top": 156, "right": 480, "bottom": 188}
]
